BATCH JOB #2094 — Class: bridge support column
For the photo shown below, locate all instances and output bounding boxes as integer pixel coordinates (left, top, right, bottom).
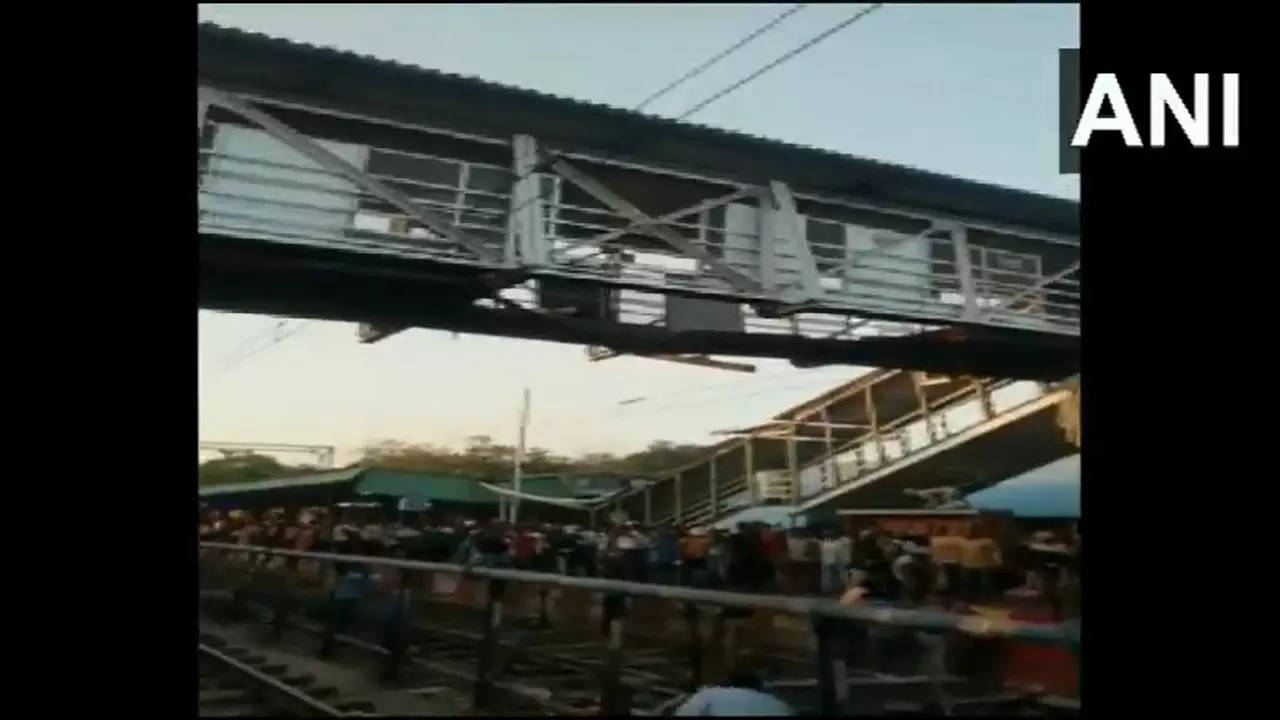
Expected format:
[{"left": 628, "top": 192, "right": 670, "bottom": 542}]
[
  {"left": 787, "top": 435, "right": 800, "bottom": 503},
  {"left": 510, "top": 134, "right": 549, "bottom": 267},
  {"left": 911, "top": 372, "right": 940, "bottom": 443},
  {"left": 975, "top": 379, "right": 994, "bottom": 420},
  {"left": 675, "top": 473, "right": 683, "bottom": 524},
  {"left": 744, "top": 439, "right": 757, "bottom": 504},
  {"left": 950, "top": 224, "right": 980, "bottom": 322},
  {"left": 820, "top": 407, "right": 840, "bottom": 487},
  {"left": 866, "top": 387, "right": 886, "bottom": 465},
  {"left": 709, "top": 456, "right": 718, "bottom": 520}
]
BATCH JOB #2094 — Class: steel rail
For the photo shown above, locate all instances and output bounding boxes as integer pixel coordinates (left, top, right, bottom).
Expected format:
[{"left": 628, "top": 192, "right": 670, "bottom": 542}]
[
  {"left": 199, "top": 542, "right": 1077, "bottom": 646},
  {"left": 198, "top": 642, "right": 346, "bottom": 717}
]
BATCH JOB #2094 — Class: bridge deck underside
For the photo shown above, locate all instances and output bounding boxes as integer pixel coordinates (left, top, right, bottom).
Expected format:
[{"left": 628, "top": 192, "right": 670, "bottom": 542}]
[{"left": 199, "top": 234, "right": 1078, "bottom": 380}]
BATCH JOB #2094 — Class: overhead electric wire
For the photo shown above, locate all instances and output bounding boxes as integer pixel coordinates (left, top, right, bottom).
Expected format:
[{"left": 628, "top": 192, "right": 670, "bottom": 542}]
[
  {"left": 220, "top": 318, "right": 287, "bottom": 366},
  {"left": 675, "top": 3, "right": 885, "bottom": 120},
  {"left": 500, "top": 2, "right": 811, "bottom": 221},
  {"left": 535, "top": 365, "right": 868, "bottom": 424},
  {"left": 633, "top": 4, "right": 809, "bottom": 112},
  {"left": 217, "top": 319, "right": 311, "bottom": 375}
]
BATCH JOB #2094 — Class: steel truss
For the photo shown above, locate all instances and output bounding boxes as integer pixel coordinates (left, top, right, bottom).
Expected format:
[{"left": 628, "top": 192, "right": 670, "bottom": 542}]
[
  {"left": 610, "top": 372, "right": 1078, "bottom": 528},
  {"left": 198, "top": 87, "right": 1079, "bottom": 376}
]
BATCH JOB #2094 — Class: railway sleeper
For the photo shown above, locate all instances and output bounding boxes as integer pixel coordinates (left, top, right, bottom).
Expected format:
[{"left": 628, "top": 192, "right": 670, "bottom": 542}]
[{"left": 198, "top": 689, "right": 255, "bottom": 707}]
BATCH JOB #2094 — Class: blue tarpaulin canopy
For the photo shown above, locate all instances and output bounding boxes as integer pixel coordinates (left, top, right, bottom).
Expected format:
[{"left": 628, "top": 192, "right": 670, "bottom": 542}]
[{"left": 966, "top": 454, "right": 1080, "bottom": 518}]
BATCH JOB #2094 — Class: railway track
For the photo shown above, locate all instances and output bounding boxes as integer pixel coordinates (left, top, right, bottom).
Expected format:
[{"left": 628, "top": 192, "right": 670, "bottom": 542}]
[
  {"left": 207, "top": 595, "right": 693, "bottom": 715},
  {"left": 198, "top": 635, "right": 370, "bottom": 717},
  {"left": 199, "top": 556, "right": 1080, "bottom": 716}
]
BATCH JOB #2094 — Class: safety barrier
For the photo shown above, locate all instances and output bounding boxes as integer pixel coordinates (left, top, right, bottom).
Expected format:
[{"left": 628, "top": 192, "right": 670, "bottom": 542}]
[{"left": 199, "top": 541, "right": 1079, "bottom": 715}]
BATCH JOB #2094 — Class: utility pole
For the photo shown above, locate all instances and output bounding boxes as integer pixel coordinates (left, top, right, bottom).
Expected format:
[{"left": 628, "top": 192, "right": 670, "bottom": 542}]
[{"left": 511, "top": 388, "right": 531, "bottom": 523}]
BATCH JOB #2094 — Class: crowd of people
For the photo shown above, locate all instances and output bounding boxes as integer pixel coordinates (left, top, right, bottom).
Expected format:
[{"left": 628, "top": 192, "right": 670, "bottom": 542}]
[{"left": 198, "top": 503, "right": 1078, "bottom": 612}]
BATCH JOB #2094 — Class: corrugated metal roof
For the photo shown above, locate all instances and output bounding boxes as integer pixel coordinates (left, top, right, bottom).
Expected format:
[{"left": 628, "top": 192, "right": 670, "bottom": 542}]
[
  {"left": 197, "top": 22, "right": 1078, "bottom": 236},
  {"left": 198, "top": 467, "right": 362, "bottom": 497},
  {"left": 355, "top": 469, "right": 498, "bottom": 504}
]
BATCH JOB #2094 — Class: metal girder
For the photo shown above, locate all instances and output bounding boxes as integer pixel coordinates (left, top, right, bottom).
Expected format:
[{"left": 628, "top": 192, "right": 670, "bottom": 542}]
[
  {"left": 199, "top": 86, "right": 502, "bottom": 265},
  {"left": 586, "top": 345, "right": 756, "bottom": 373},
  {"left": 546, "top": 157, "right": 763, "bottom": 294}
]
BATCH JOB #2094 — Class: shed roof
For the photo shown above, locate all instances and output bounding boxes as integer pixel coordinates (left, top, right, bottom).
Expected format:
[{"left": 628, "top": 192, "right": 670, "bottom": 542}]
[
  {"left": 198, "top": 467, "right": 362, "bottom": 498},
  {"left": 354, "top": 468, "right": 498, "bottom": 504},
  {"left": 199, "top": 467, "right": 502, "bottom": 505}
]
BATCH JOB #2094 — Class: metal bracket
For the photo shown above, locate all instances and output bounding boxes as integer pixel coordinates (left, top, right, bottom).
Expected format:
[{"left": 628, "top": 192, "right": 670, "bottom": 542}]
[
  {"left": 546, "top": 157, "right": 763, "bottom": 294},
  {"left": 199, "top": 86, "right": 502, "bottom": 265}
]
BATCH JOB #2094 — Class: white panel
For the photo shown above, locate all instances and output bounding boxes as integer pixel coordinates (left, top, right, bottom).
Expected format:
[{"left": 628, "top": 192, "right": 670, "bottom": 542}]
[
  {"left": 723, "top": 203, "right": 759, "bottom": 273},
  {"left": 200, "top": 125, "right": 369, "bottom": 242},
  {"left": 843, "top": 226, "right": 932, "bottom": 313}
]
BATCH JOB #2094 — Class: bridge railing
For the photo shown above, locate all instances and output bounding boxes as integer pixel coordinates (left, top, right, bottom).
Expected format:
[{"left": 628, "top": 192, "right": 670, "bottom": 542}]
[
  {"left": 199, "top": 541, "right": 1079, "bottom": 715},
  {"left": 198, "top": 94, "right": 1079, "bottom": 339}
]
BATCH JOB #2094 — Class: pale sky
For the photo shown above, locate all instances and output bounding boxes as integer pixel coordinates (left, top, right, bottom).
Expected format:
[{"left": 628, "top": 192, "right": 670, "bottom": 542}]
[{"left": 197, "top": 3, "right": 1079, "bottom": 466}]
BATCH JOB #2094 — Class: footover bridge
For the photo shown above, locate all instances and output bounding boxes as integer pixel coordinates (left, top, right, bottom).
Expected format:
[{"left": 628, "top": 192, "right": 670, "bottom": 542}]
[
  {"left": 197, "top": 24, "right": 1079, "bottom": 380},
  {"left": 609, "top": 372, "right": 1080, "bottom": 530}
]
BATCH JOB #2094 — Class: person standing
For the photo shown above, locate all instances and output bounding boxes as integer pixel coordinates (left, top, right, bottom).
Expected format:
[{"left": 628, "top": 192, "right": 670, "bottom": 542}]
[
  {"left": 652, "top": 523, "right": 680, "bottom": 586},
  {"left": 785, "top": 529, "right": 808, "bottom": 594},
  {"left": 760, "top": 524, "right": 788, "bottom": 593},
  {"left": 820, "top": 530, "right": 852, "bottom": 596},
  {"left": 680, "top": 527, "right": 712, "bottom": 587}
]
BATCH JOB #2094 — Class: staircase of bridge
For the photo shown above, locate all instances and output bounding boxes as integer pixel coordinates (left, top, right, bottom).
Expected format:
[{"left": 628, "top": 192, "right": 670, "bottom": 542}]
[{"left": 627, "top": 372, "right": 1080, "bottom": 528}]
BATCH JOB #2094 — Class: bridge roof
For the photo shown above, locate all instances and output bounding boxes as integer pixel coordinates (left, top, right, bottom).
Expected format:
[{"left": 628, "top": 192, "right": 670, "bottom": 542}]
[{"left": 198, "top": 22, "right": 1078, "bottom": 237}]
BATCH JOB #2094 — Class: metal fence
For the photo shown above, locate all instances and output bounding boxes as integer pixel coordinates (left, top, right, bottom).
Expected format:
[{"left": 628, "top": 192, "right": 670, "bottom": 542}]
[{"left": 199, "top": 541, "right": 1079, "bottom": 715}]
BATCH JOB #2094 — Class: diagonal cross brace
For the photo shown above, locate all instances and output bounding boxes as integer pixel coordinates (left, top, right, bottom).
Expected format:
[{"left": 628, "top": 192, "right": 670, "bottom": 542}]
[
  {"left": 981, "top": 261, "right": 1081, "bottom": 317},
  {"left": 199, "top": 86, "right": 502, "bottom": 265},
  {"left": 547, "top": 157, "right": 763, "bottom": 294},
  {"left": 582, "top": 187, "right": 756, "bottom": 250}
]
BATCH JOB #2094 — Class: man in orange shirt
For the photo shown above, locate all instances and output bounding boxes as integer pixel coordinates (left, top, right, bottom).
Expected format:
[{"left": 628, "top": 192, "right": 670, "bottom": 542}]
[{"left": 680, "top": 527, "right": 712, "bottom": 586}]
